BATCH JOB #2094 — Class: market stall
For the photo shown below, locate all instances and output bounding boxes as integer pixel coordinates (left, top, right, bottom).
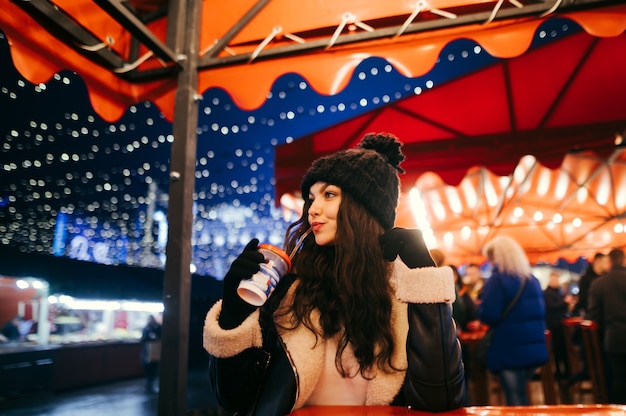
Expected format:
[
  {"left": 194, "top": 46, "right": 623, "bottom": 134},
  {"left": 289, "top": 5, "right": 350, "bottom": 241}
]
[{"left": 0, "top": 275, "right": 163, "bottom": 395}]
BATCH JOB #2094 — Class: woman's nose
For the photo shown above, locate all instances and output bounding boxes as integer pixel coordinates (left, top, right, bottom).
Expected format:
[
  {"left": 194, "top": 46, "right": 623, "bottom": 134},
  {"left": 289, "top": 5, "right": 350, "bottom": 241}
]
[{"left": 309, "top": 200, "right": 320, "bottom": 216}]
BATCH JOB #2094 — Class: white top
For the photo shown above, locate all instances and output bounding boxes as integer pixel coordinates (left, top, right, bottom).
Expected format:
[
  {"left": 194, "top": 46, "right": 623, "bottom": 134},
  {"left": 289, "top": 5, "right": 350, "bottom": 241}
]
[{"left": 304, "top": 333, "right": 370, "bottom": 406}]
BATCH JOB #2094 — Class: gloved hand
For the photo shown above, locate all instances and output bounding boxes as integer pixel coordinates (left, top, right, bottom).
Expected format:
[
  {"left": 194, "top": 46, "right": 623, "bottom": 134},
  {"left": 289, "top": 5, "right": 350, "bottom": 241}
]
[
  {"left": 218, "top": 238, "right": 265, "bottom": 329},
  {"left": 378, "top": 227, "right": 436, "bottom": 269}
]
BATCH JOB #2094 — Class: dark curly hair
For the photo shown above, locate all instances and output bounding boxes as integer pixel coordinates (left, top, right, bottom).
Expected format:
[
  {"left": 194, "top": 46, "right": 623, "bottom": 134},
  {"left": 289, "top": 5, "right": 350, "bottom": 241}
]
[{"left": 281, "top": 191, "right": 399, "bottom": 378}]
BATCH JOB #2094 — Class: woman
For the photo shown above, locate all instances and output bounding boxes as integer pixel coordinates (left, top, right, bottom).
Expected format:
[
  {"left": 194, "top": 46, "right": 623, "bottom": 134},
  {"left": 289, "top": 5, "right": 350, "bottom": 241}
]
[
  {"left": 203, "top": 133, "right": 465, "bottom": 415},
  {"left": 477, "top": 236, "right": 547, "bottom": 405}
]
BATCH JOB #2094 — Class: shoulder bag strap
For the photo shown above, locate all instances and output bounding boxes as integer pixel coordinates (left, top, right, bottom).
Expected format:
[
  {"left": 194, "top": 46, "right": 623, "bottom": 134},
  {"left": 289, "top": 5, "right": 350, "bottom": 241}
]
[{"left": 497, "top": 277, "right": 528, "bottom": 324}]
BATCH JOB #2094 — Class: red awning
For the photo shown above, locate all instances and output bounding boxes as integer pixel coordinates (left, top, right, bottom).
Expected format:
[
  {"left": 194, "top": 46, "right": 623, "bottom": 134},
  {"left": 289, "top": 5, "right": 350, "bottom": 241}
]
[{"left": 275, "top": 26, "right": 626, "bottom": 195}]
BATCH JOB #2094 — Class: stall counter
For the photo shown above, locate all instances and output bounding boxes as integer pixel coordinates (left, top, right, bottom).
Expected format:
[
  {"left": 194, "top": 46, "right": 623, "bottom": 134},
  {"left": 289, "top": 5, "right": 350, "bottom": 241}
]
[{"left": 0, "top": 340, "right": 144, "bottom": 396}]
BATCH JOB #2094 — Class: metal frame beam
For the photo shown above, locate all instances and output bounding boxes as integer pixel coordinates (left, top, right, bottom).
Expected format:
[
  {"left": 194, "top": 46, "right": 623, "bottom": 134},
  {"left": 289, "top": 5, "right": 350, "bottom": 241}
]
[
  {"left": 198, "top": 0, "right": 623, "bottom": 69},
  {"left": 93, "top": 0, "right": 181, "bottom": 65},
  {"left": 11, "top": 0, "right": 125, "bottom": 69}
]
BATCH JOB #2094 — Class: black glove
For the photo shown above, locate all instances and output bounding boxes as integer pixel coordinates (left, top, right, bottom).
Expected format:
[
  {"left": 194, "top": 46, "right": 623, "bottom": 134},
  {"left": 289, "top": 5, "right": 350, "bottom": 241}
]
[
  {"left": 378, "top": 227, "right": 436, "bottom": 269},
  {"left": 219, "top": 238, "right": 265, "bottom": 329}
]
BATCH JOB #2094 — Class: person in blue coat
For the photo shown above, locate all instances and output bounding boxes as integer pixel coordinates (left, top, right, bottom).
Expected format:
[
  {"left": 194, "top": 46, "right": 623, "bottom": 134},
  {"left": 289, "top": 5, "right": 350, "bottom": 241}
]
[{"left": 478, "top": 236, "right": 548, "bottom": 405}]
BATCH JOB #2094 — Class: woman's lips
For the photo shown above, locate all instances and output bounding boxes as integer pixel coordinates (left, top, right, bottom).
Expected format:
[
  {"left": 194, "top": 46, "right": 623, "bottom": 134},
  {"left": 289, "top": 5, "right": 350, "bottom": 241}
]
[{"left": 311, "top": 222, "right": 323, "bottom": 232}]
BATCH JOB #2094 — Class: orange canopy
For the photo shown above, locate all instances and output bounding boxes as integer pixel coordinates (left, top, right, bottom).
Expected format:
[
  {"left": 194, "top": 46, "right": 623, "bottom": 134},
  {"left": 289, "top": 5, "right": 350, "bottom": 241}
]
[
  {"left": 2, "top": 1, "right": 625, "bottom": 121},
  {"left": 395, "top": 149, "right": 626, "bottom": 265}
]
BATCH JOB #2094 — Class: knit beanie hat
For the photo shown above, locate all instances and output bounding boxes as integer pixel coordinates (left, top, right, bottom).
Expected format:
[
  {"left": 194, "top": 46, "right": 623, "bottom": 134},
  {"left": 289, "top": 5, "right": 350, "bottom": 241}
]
[{"left": 301, "top": 133, "right": 405, "bottom": 231}]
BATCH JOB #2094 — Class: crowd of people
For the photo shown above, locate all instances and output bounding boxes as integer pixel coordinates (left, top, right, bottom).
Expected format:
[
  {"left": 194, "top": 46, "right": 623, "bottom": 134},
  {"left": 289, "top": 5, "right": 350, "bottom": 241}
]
[
  {"left": 432, "top": 237, "right": 548, "bottom": 406},
  {"left": 201, "top": 132, "right": 625, "bottom": 414},
  {"left": 448, "top": 245, "right": 625, "bottom": 406},
  {"left": 430, "top": 241, "right": 626, "bottom": 407}
]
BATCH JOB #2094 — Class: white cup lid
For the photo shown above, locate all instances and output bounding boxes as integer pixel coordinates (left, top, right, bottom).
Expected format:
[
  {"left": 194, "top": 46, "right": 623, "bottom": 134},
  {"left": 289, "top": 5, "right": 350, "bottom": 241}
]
[{"left": 237, "top": 281, "right": 267, "bottom": 306}]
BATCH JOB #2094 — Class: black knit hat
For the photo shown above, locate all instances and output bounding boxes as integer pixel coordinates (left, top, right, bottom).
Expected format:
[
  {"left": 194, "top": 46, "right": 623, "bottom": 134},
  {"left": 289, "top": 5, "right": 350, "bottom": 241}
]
[{"left": 301, "top": 133, "right": 405, "bottom": 230}]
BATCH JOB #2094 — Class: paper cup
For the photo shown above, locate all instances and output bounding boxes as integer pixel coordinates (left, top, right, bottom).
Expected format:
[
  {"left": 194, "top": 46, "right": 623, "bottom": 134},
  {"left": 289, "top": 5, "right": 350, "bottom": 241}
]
[{"left": 237, "top": 244, "right": 292, "bottom": 306}]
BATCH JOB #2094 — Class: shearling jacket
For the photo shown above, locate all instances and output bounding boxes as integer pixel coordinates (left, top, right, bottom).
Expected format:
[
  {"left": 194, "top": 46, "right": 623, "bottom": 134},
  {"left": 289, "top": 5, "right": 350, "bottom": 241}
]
[{"left": 203, "top": 260, "right": 466, "bottom": 415}]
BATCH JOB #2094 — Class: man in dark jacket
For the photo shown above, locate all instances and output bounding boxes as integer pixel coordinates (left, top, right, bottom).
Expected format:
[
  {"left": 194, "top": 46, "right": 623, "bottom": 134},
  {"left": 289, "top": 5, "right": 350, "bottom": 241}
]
[
  {"left": 573, "top": 252, "right": 609, "bottom": 317},
  {"left": 588, "top": 248, "right": 626, "bottom": 404}
]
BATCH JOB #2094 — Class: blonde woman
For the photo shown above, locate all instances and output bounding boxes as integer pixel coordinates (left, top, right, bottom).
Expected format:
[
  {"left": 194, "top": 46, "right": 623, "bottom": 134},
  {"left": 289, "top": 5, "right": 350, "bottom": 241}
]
[{"left": 478, "top": 236, "right": 547, "bottom": 405}]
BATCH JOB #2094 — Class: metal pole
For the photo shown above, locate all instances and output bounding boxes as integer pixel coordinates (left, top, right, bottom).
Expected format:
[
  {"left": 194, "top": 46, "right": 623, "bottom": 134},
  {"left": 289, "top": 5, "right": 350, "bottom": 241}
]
[{"left": 158, "top": 0, "right": 202, "bottom": 414}]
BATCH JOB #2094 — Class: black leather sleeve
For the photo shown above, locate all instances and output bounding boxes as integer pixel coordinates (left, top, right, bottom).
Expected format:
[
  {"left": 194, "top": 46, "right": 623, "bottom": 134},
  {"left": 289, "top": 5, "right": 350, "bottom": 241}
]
[{"left": 401, "top": 302, "right": 466, "bottom": 411}]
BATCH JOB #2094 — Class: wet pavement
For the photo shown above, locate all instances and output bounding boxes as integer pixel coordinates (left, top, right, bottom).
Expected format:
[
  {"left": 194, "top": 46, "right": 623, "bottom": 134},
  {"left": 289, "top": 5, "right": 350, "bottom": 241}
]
[{"left": 0, "top": 366, "right": 228, "bottom": 416}]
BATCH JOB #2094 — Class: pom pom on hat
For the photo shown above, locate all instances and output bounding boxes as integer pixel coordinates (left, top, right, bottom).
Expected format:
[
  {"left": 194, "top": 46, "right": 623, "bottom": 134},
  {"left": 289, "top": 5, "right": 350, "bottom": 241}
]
[{"left": 301, "top": 133, "right": 405, "bottom": 230}]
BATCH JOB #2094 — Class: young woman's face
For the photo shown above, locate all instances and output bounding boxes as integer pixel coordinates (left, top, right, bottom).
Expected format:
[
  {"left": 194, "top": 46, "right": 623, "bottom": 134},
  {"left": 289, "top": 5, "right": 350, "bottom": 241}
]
[{"left": 308, "top": 182, "right": 342, "bottom": 246}]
